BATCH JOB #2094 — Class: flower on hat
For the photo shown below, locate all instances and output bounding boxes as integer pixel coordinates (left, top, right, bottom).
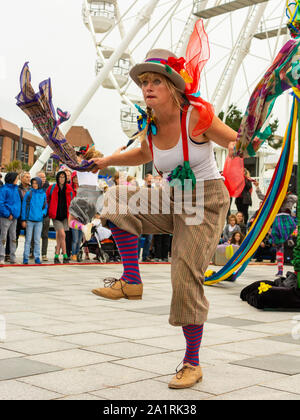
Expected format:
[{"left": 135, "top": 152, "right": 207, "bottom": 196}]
[{"left": 166, "top": 57, "right": 193, "bottom": 84}]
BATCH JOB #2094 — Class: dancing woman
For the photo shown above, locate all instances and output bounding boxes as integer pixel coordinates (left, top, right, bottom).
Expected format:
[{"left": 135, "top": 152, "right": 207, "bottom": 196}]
[{"left": 91, "top": 22, "right": 237, "bottom": 389}]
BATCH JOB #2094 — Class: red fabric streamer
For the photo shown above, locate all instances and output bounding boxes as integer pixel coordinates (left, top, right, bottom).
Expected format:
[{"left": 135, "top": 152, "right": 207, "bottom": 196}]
[
  {"left": 167, "top": 56, "right": 186, "bottom": 74},
  {"left": 184, "top": 20, "right": 214, "bottom": 137},
  {"left": 222, "top": 156, "right": 245, "bottom": 197}
]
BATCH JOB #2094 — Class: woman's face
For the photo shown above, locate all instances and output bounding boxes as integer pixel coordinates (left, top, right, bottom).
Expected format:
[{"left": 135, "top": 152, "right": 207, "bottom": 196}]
[
  {"left": 58, "top": 173, "right": 66, "bottom": 185},
  {"left": 236, "top": 213, "right": 243, "bottom": 223},
  {"left": 234, "top": 233, "right": 241, "bottom": 242},
  {"left": 32, "top": 180, "right": 38, "bottom": 190},
  {"left": 141, "top": 74, "right": 171, "bottom": 108}
]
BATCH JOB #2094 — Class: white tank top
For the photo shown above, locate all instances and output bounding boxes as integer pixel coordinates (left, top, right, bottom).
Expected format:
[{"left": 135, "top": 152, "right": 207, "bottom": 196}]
[
  {"left": 77, "top": 171, "right": 99, "bottom": 187},
  {"left": 147, "top": 106, "right": 222, "bottom": 181}
]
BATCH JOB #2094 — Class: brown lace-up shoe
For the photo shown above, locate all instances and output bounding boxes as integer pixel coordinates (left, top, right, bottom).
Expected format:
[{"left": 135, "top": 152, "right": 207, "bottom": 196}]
[
  {"left": 168, "top": 363, "right": 203, "bottom": 389},
  {"left": 92, "top": 278, "right": 143, "bottom": 300}
]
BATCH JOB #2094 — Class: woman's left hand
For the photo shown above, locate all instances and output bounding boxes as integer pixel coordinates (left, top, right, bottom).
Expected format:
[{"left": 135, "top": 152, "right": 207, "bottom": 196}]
[{"left": 228, "top": 141, "right": 236, "bottom": 158}]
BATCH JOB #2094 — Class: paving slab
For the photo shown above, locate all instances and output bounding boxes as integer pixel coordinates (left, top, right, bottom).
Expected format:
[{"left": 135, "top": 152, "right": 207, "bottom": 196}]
[
  {"left": 0, "top": 380, "right": 62, "bottom": 400},
  {"left": 231, "top": 354, "right": 300, "bottom": 375},
  {"left": 1, "top": 243, "right": 300, "bottom": 400},
  {"left": 0, "top": 357, "right": 62, "bottom": 381},
  {"left": 90, "top": 379, "right": 212, "bottom": 400}
]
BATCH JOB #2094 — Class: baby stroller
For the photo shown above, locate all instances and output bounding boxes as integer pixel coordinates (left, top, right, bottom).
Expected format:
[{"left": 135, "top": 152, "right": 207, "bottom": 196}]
[{"left": 77, "top": 226, "right": 120, "bottom": 263}]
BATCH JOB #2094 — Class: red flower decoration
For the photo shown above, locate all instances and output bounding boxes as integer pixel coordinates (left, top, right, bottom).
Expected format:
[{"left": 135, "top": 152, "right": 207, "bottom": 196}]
[{"left": 167, "top": 56, "right": 186, "bottom": 74}]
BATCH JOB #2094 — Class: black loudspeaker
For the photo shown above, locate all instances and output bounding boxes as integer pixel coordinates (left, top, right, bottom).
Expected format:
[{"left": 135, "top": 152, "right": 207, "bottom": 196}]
[{"left": 288, "top": 164, "right": 298, "bottom": 195}]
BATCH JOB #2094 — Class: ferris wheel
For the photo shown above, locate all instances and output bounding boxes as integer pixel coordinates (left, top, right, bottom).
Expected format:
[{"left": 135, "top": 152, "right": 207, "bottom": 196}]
[{"left": 31, "top": 0, "right": 290, "bottom": 177}]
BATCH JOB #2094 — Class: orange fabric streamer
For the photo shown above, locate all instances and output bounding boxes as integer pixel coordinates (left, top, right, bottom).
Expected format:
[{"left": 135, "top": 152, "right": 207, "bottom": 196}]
[
  {"left": 185, "top": 20, "right": 214, "bottom": 137},
  {"left": 222, "top": 156, "right": 245, "bottom": 197}
]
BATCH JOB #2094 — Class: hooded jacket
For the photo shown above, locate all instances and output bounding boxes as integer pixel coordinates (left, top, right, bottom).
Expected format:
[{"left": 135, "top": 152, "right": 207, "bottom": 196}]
[
  {"left": 21, "top": 177, "right": 48, "bottom": 222},
  {"left": 46, "top": 171, "right": 74, "bottom": 220},
  {"left": 0, "top": 172, "right": 21, "bottom": 219}
]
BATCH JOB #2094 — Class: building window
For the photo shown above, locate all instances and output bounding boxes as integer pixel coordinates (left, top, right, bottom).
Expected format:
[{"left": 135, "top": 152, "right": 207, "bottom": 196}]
[
  {"left": 0, "top": 136, "right": 3, "bottom": 163},
  {"left": 20, "top": 143, "right": 29, "bottom": 163},
  {"left": 11, "top": 138, "right": 16, "bottom": 161}
]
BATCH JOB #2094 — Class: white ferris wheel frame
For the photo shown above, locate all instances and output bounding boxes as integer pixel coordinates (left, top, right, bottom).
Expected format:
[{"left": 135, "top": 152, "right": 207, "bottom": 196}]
[{"left": 30, "top": 0, "right": 289, "bottom": 176}]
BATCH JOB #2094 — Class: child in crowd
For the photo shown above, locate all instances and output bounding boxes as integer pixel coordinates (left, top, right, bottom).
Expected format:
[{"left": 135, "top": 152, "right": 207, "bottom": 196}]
[
  {"left": 235, "top": 212, "right": 247, "bottom": 236},
  {"left": 229, "top": 231, "right": 244, "bottom": 246},
  {"left": 222, "top": 214, "right": 241, "bottom": 243},
  {"left": 0, "top": 172, "right": 21, "bottom": 264},
  {"left": 21, "top": 177, "right": 48, "bottom": 264}
]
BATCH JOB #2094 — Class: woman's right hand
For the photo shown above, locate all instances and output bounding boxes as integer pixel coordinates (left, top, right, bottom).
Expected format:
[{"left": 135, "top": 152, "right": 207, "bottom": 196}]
[{"left": 89, "top": 156, "right": 110, "bottom": 173}]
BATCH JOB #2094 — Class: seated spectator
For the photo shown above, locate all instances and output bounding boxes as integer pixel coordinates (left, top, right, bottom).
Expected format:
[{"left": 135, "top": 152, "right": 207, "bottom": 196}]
[
  {"left": 21, "top": 177, "right": 48, "bottom": 264},
  {"left": 229, "top": 231, "right": 244, "bottom": 246},
  {"left": 222, "top": 214, "right": 241, "bottom": 243},
  {"left": 236, "top": 212, "right": 247, "bottom": 236},
  {"left": 254, "top": 230, "right": 276, "bottom": 263}
]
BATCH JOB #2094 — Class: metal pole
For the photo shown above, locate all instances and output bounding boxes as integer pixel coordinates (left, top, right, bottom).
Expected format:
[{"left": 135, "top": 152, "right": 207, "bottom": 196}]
[
  {"left": 30, "top": 0, "right": 160, "bottom": 176},
  {"left": 212, "top": 2, "right": 267, "bottom": 115},
  {"left": 18, "top": 127, "right": 23, "bottom": 162}
]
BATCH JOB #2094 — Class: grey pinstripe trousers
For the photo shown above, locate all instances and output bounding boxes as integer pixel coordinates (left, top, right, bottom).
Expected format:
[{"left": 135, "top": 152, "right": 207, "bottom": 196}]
[{"left": 100, "top": 179, "right": 230, "bottom": 326}]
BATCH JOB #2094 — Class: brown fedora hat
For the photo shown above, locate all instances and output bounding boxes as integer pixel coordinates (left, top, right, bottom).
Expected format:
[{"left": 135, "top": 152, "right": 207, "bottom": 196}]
[{"left": 129, "top": 49, "right": 186, "bottom": 92}]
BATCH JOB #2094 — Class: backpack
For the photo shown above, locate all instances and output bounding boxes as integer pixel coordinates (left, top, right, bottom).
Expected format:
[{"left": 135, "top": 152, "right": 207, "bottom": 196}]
[{"left": 25, "top": 190, "right": 47, "bottom": 220}]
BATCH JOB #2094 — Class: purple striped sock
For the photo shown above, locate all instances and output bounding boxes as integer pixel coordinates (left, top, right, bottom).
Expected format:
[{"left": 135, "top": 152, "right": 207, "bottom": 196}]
[
  {"left": 182, "top": 324, "right": 204, "bottom": 366},
  {"left": 108, "top": 221, "right": 142, "bottom": 285}
]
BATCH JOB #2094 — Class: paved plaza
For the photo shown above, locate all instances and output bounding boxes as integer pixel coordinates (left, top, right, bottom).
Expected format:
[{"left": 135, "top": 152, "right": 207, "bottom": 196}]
[{"left": 0, "top": 238, "right": 300, "bottom": 400}]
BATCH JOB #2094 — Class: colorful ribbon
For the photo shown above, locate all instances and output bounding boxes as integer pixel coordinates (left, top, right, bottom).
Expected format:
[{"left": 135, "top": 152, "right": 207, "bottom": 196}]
[
  {"left": 135, "top": 104, "right": 157, "bottom": 136},
  {"left": 204, "top": 96, "right": 297, "bottom": 285}
]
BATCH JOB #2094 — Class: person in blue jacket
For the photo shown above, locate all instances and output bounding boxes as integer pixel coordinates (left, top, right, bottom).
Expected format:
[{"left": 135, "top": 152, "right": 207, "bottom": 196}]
[
  {"left": 21, "top": 177, "right": 48, "bottom": 264},
  {"left": 0, "top": 172, "right": 21, "bottom": 264}
]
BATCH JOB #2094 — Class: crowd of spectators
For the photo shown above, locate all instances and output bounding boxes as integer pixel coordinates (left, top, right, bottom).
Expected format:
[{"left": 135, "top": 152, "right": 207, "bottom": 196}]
[{"left": 0, "top": 167, "right": 296, "bottom": 268}]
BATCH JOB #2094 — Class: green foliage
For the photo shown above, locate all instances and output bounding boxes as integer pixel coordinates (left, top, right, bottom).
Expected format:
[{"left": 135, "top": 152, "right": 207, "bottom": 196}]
[
  {"left": 218, "top": 105, "right": 243, "bottom": 132},
  {"left": 99, "top": 167, "right": 117, "bottom": 178},
  {"left": 5, "top": 160, "right": 22, "bottom": 173},
  {"left": 219, "top": 104, "right": 279, "bottom": 149}
]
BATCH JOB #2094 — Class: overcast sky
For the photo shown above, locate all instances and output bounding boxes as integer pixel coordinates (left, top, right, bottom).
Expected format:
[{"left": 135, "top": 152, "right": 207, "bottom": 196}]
[{"left": 0, "top": 0, "right": 290, "bottom": 158}]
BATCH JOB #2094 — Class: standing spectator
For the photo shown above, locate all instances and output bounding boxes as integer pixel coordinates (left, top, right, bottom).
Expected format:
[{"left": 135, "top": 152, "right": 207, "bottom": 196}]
[
  {"left": 64, "top": 168, "right": 73, "bottom": 258},
  {"left": 47, "top": 171, "right": 74, "bottom": 264},
  {"left": 152, "top": 174, "right": 170, "bottom": 262},
  {"left": 71, "top": 172, "right": 79, "bottom": 195},
  {"left": 144, "top": 173, "right": 153, "bottom": 188},
  {"left": 36, "top": 171, "right": 50, "bottom": 262},
  {"left": 153, "top": 234, "right": 171, "bottom": 262},
  {"left": 17, "top": 171, "right": 31, "bottom": 247},
  {"left": 69, "top": 171, "right": 82, "bottom": 262},
  {"left": 21, "top": 177, "right": 48, "bottom": 264},
  {"left": 114, "top": 172, "right": 120, "bottom": 186},
  {"left": 0, "top": 173, "right": 21, "bottom": 264},
  {"left": 5, "top": 171, "right": 31, "bottom": 261},
  {"left": 138, "top": 173, "right": 153, "bottom": 262},
  {"left": 236, "top": 211, "right": 247, "bottom": 236},
  {"left": 235, "top": 169, "right": 253, "bottom": 224},
  {"left": 64, "top": 168, "right": 72, "bottom": 184}
]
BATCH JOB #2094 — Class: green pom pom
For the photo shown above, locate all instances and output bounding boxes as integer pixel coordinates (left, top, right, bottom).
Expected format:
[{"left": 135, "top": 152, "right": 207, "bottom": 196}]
[
  {"left": 168, "top": 161, "right": 196, "bottom": 190},
  {"left": 165, "top": 65, "right": 172, "bottom": 74}
]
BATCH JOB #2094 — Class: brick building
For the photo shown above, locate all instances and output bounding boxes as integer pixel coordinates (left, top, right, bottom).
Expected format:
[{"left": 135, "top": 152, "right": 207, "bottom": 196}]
[{"left": 0, "top": 118, "right": 46, "bottom": 170}]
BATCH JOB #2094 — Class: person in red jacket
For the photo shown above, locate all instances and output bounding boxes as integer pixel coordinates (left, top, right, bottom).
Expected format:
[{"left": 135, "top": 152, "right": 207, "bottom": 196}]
[{"left": 46, "top": 171, "right": 74, "bottom": 264}]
